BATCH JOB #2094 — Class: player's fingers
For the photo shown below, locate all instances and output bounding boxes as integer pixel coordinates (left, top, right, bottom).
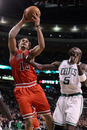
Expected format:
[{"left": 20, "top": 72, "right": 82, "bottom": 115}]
[
  {"left": 75, "top": 57, "right": 80, "bottom": 64},
  {"left": 32, "top": 12, "right": 39, "bottom": 20},
  {"left": 33, "top": 12, "right": 38, "bottom": 17},
  {"left": 32, "top": 16, "right": 36, "bottom": 21}
]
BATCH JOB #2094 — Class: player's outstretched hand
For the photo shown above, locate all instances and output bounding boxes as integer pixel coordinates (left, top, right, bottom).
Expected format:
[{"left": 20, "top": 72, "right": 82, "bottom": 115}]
[{"left": 21, "top": 13, "right": 29, "bottom": 23}]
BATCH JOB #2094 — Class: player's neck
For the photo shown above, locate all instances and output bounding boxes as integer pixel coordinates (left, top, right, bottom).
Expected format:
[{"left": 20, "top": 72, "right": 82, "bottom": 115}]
[{"left": 19, "top": 48, "right": 27, "bottom": 52}]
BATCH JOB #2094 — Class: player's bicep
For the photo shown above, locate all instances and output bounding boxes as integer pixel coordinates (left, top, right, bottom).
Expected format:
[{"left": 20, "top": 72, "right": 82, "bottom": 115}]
[
  {"left": 30, "top": 45, "right": 43, "bottom": 58},
  {"left": 40, "top": 61, "right": 61, "bottom": 70}
]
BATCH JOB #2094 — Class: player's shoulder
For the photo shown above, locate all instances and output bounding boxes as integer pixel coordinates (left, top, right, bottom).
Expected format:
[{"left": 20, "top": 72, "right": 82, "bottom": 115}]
[
  {"left": 60, "top": 60, "right": 68, "bottom": 65},
  {"left": 52, "top": 60, "right": 68, "bottom": 67},
  {"left": 58, "top": 60, "right": 70, "bottom": 69},
  {"left": 16, "top": 49, "right": 21, "bottom": 53}
]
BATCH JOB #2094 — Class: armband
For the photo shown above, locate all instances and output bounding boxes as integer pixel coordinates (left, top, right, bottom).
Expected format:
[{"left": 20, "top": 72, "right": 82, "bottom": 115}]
[
  {"left": 77, "top": 62, "right": 81, "bottom": 66},
  {"left": 36, "top": 25, "right": 40, "bottom": 27},
  {"left": 79, "top": 73, "right": 86, "bottom": 82}
]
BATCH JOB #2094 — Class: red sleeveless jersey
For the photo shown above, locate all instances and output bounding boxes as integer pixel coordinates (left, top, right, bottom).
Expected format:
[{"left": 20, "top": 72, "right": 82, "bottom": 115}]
[{"left": 10, "top": 49, "right": 37, "bottom": 84}]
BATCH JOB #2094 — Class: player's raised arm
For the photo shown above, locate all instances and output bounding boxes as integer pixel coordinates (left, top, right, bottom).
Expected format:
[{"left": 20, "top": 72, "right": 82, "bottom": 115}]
[
  {"left": 8, "top": 14, "right": 27, "bottom": 58},
  {"left": 30, "top": 60, "right": 61, "bottom": 70},
  {"left": 29, "top": 13, "right": 45, "bottom": 58}
]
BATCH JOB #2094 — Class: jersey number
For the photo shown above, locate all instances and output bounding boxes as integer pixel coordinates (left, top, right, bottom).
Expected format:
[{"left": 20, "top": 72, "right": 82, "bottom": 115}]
[
  {"left": 63, "top": 77, "right": 70, "bottom": 85},
  {"left": 20, "top": 61, "right": 29, "bottom": 71}
]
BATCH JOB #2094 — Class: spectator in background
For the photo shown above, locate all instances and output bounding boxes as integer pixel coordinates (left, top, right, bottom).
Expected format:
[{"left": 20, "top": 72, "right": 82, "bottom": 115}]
[
  {"left": 0, "top": 92, "right": 12, "bottom": 121},
  {"left": 0, "top": 119, "right": 2, "bottom": 130}
]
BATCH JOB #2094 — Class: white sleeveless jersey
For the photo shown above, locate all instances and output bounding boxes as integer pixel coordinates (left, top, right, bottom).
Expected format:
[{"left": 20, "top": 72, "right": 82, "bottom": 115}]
[{"left": 59, "top": 60, "right": 82, "bottom": 94}]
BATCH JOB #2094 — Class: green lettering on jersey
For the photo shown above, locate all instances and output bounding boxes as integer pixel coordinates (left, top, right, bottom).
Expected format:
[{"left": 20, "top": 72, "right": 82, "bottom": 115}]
[{"left": 60, "top": 68, "right": 77, "bottom": 76}]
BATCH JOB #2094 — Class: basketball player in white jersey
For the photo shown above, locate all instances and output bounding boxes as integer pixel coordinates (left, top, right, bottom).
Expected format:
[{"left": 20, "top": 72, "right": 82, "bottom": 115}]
[{"left": 26, "top": 47, "right": 87, "bottom": 130}]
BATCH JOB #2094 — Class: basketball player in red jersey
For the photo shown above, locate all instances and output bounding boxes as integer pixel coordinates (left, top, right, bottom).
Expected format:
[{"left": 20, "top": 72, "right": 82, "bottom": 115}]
[{"left": 8, "top": 11, "right": 54, "bottom": 130}]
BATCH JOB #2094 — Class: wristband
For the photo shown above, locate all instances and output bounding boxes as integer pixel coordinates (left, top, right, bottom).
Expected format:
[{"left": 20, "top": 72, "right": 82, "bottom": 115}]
[
  {"left": 36, "top": 25, "right": 40, "bottom": 27},
  {"left": 79, "top": 73, "right": 86, "bottom": 82},
  {"left": 77, "top": 62, "right": 81, "bottom": 66}
]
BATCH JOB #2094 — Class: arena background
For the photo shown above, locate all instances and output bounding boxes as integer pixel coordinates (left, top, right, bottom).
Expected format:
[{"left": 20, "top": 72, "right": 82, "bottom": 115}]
[{"left": 0, "top": 0, "right": 87, "bottom": 129}]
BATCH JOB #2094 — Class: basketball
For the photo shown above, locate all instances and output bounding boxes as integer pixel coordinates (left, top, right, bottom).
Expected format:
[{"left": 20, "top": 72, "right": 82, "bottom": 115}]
[{"left": 24, "top": 6, "right": 41, "bottom": 22}]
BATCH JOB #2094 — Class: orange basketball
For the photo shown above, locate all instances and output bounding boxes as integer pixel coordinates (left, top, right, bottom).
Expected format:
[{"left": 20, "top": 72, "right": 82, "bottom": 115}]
[{"left": 24, "top": 6, "right": 41, "bottom": 22}]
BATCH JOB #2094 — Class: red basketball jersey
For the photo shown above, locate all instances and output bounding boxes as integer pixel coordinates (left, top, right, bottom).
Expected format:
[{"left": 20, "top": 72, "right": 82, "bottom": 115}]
[{"left": 10, "top": 49, "right": 37, "bottom": 84}]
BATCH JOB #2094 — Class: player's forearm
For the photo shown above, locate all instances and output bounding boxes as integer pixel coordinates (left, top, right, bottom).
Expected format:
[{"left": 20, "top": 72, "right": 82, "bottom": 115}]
[
  {"left": 30, "top": 60, "right": 43, "bottom": 70},
  {"left": 36, "top": 26, "right": 45, "bottom": 50},
  {"left": 77, "top": 65, "right": 86, "bottom": 83},
  {"left": 30, "top": 60, "right": 49, "bottom": 70},
  {"left": 30, "top": 61, "right": 56, "bottom": 70},
  {"left": 77, "top": 65, "right": 83, "bottom": 76},
  {"left": 9, "top": 20, "right": 25, "bottom": 38}
]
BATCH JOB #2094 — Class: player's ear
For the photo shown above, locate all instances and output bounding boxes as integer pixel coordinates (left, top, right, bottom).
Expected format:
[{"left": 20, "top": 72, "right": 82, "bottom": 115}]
[
  {"left": 29, "top": 42, "right": 31, "bottom": 48},
  {"left": 27, "top": 42, "right": 31, "bottom": 50}
]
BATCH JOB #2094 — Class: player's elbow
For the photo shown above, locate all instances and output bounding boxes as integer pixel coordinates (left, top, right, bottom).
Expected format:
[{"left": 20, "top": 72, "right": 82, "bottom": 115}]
[
  {"left": 37, "top": 67, "right": 42, "bottom": 71},
  {"left": 81, "top": 79, "right": 87, "bottom": 86},
  {"left": 9, "top": 31, "right": 12, "bottom": 38},
  {"left": 40, "top": 42, "right": 45, "bottom": 50},
  {"left": 8, "top": 30, "right": 14, "bottom": 38},
  {"left": 42, "top": 42, "right": 45, "bottom": 49}
]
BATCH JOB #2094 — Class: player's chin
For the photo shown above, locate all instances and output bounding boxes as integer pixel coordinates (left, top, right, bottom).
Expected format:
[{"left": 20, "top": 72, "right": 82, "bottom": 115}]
[
  {"left": 70, "top": 56, "right": 75, "bottom": 62},
  {"left": 21, "top": 45, "right": 26, "bottom": 48}
]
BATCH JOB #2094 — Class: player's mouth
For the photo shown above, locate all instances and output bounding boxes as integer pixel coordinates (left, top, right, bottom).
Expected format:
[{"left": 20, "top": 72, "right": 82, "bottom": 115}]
[{"left": 21, "top": 43, "right": 26, "bottom": 47}]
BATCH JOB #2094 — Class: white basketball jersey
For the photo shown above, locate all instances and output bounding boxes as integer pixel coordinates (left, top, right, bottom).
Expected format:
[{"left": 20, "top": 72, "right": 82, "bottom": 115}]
[{"left": 59, "top": 60, "right": 82, "bottom": 94}]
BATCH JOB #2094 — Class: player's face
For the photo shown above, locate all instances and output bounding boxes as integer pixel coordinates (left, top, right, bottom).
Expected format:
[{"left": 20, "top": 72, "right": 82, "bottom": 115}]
[
  {"left": 19, "top": 38, "right": 29, "bottom": 50},
  {"left": 69, "top": 48, "right": 80, "bottom": 57},
  {"left": 69, "top": 48, "right": 81, "bottom": 64}
]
